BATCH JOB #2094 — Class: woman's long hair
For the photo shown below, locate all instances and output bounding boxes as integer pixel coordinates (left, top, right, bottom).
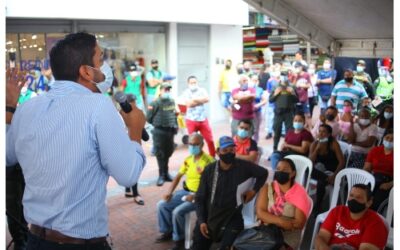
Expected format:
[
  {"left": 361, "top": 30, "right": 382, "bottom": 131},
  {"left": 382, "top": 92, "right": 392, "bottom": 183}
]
[{"left": 319, "top": 124, "right": 334, "bottom": 152}]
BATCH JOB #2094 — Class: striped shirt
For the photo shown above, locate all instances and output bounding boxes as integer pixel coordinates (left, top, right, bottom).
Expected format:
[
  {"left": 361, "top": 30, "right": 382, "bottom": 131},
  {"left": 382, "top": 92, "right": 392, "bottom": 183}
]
[
  {"left": 331, "top": 80, "right": 368, "bottom": 112},
  {"left": 6, "top": 80, "right": 146, "bottom": 239}
]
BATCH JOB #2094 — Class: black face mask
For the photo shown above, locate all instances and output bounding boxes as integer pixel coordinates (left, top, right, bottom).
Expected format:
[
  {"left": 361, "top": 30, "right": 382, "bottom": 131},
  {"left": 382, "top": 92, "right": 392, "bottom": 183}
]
[
  {"left": 325, "top": 114, "right": 335, "bottom": 121},
  {"left": 344, "top": 77, "right": 353, "bottom": 83},
  {"left": 226, "top": 65, "right": 231, "bottom": 70},
  {"left": 348, "top": 199, "right": 366, "bottom": 213},
  {"left": 152, "top": 66, "right": 158, "bottom": 71},
  {"left": 219, "top": 152, "right": 235, "bottom": 164},
  {"left": 274, "top": 171, "right": 290, "bottom": 185},
  {"left": 237, "top": 68, "right": 244, "bottom": 74}
]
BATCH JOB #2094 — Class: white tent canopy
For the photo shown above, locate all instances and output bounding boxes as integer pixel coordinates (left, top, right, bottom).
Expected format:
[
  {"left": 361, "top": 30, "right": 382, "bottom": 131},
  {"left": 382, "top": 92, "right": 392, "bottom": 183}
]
[{"left": 244, "top": 0, "right": 393, "bottom": 58}]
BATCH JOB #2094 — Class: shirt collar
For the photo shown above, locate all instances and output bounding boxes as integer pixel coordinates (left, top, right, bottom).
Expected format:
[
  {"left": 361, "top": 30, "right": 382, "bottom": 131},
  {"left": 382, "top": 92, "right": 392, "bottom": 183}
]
[{"left": 51, "top": 80, "right": 94, "bottom": 94}]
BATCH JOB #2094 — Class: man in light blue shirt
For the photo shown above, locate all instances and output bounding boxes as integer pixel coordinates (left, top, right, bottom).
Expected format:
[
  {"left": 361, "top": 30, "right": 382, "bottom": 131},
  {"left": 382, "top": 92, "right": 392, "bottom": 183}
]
[{"left": 6, "top": 32, "right": 146, "bottom": 249}]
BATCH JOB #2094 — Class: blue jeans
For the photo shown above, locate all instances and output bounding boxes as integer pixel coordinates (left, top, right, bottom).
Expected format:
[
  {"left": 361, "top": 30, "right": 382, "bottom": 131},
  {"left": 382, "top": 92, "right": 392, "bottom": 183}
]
[
  {"left": 157, "top": 189, "right": 196, "bottom": 241},
  {"left": 220, "top": 92, "right": 231, "bottom": 108}
]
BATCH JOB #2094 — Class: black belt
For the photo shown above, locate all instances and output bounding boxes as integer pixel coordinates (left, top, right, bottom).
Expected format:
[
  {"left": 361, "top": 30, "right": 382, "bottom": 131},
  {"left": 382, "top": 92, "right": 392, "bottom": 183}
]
[{"left": 30, "top": 224, "right": 107, "bottom": 245}]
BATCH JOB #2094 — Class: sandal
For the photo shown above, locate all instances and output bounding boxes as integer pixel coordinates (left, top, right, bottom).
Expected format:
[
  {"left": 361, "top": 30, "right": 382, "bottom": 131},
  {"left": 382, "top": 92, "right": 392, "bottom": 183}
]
[{"left": 133, "top": 196, "right": 145, "bottom": 205}]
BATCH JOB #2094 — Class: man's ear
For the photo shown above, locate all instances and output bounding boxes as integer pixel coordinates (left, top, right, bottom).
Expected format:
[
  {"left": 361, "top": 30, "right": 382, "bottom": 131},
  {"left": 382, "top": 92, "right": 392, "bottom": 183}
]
[
  {"left": 79, "top": 65, "right": 92, "bottom": 82},
  {"left": 366, "top": 198, "right": 373, "bottom": 208}
]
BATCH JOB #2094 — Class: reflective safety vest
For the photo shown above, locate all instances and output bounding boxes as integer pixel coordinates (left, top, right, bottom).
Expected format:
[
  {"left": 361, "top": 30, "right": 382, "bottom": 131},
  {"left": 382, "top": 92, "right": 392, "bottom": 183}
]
[{"left": 375, "top": 77, "right": 394, "bottom": 100}]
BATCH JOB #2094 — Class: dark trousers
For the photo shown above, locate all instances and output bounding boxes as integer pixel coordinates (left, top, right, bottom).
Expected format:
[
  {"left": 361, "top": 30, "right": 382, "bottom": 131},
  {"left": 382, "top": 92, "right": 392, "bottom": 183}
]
[
  {"left": 125, "top": 184, "right": 139, "bottom": 196},
  {"left": 311, "top": 168, "right": 329, "bottom": 212},
  {"left": 371, "top": 173, "right": 393, "bottom": 211},
  {"left": 192, "top": 212, "right": 244, "bottom": 250},
  {"left": 273, "top": 111, "right": 294, "bottom": 150},
  {"left": 26, "top": 232, "right": 111, "bottom": 250},
  {"left": 6, "top": 164, "right": 28, "bottom": 246},
  {"left": 152, "top": 128, "right": 175, "bottom": 177}
]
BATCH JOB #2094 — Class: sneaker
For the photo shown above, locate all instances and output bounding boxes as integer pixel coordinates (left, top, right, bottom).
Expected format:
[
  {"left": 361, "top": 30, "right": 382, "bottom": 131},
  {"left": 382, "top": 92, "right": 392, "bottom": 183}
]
[
  {"left": 155, "top": 232, "right": 172, "bottom": 243},
  {"left": 164, "top": 173, "right": 173, "bottom": 182},
  {"left": 169, "top": 240, "right": 185, "bottom": 250},
  {"left": 156, "top": 176, "right": 165, "bottom": 186}
]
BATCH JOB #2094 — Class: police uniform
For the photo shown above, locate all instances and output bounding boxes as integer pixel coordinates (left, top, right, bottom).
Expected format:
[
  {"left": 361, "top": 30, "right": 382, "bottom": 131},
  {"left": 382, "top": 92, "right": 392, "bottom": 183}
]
[{"left": 147, "top": 83, "right": 178, "bottom": 186}]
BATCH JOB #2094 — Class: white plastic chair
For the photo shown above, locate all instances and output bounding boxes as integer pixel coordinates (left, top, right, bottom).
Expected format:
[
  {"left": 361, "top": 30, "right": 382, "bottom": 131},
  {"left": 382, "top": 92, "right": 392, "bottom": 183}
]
[
  {"left": 184, "top": 211, "right": 195, "bottom": 249},
  {"left": 310, "top": 168, "right": 375, "bottom": 249},
  {"left": 386, "top": 188, "right": 393, "bottom": 248},
  {"left": 284, "top": 155, "right": 313, "bottom": 191},
  {"left": 337, "top": 140, "right": 352, "bottom": 168}
]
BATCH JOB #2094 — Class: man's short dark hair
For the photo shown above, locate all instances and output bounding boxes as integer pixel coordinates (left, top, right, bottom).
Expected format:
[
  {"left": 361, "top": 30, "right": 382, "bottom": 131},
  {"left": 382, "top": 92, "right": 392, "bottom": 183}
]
[
  {"left": 326, "top": 106, "right": 338, "bottom": 112},
  {"left": 353, "top": 183, "right": 373, "bottom": 201},
  {"left": 50, "top": 32, "right": 97, "bottom": 82},
  {"left": 294, "top": 111, "right": 306, "bottom": 121},
  {"left": 238, "top": 119, "right": 252, "bottom": 128},
  {"left": 187, "top": 75, "right": 197, "bottom": 82}
]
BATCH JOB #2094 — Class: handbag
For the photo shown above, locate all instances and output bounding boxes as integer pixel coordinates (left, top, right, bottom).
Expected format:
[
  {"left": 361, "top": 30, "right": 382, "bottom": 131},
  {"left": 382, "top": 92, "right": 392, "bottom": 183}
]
[{"left": 232, "top": 224, "right": 284, "bottom": 250}]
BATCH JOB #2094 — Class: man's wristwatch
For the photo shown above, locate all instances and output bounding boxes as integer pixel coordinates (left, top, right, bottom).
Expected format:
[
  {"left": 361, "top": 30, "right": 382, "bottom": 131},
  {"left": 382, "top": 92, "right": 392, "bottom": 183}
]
[{"left": 6, "top": 106, "right": 16, "bottom": 114}]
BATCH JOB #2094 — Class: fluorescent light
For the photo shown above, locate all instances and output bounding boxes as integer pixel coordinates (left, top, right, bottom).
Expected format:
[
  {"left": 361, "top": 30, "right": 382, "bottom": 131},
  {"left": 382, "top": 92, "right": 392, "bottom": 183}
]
[
  {"left": 38, "top": 48, "right": 43, "bottom": 51},
  {"left": 23, "top": 45, "right": 27, "bottom": 49},
  {"left": 6, "top": 41, "right": 13, "bottom": 45},
  {"left": 33, "top": 44, "right": 37, "bottom": 48},
  {"left": 32, "top": 35, "right": 37, "bottom": 39}
]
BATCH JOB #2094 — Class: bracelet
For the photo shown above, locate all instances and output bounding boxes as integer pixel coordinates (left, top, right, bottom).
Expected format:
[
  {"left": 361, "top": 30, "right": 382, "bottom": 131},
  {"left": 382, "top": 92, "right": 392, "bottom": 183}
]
[{"left": 6, "top": 106, "right": 16, "bottom": 114}]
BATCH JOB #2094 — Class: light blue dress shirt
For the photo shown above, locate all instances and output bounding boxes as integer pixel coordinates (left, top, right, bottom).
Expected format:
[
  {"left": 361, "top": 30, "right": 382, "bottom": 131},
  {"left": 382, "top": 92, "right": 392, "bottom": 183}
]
[{"left": 6, "top": 80, "right": 146, "bottom": 239}]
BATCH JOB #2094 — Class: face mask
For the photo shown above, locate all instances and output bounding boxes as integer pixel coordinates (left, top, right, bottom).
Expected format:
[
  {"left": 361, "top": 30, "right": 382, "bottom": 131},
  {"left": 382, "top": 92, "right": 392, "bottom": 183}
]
[
  {"left": 344, "top": 77, "right": 353, "bottom": 83},
  {"left": 240, "top": 83, "right": 248, "bottom": 90},
  {"left": 356, "top": 66, "right": 364, "bottom": 73},
  {"left": 130, "top": 71, "right": 138, "bottom": 78},
  {"left": 294, "top": 68, "right": 301, "bottom": 74},
  {"left": 378, "top": 68, "right": 387, "bottom": 77},
  {"left": 347, "top": 199, "right": 366, "bottom": 213},
  {"left": 384, "top": 112, "right": 393, "bottom": 119},
  {"left": 293, "top": 122, "right": 304, "bottom": 130},
  {"left": 237, "top": 68, "right": 244, "bottom": 74},
  {"left": 226, "top": 65, "right": 231, "bottom": 70},
  {"left": 271, "top": 71, "right": 281, "bottom": 77},
  {"left": 343, "top": 106, "right": 352, "bottom": 113},
  {"left": 383, "top": 140, "right": 393, "bottom": 149},
  {"left": 325, "top": 114, "right": 335, "bottom": 121},
  {"left": 89, "top": 63, "right": 113, "bottom": 94},
  {"left": 323, "top": 63, "right": 331, "bottom": 70},
  {"left": 152, "top": 66, "right": 158, "bottom": 71},
  {"left": 358, "top": 119, "right": 370, "bottom": 126},
  {"left": 308, "top": 69, "right": 315, "bottom": 74},
  {"left": 319, "top": 137, "right": 329, "bottom": 143},
  {"left": 237, "top": 129, "right": 249, "bottom": 139},
  {"left": 189, "top": 85, "right": 198, "bottom": 91},
  {"left": 161, "top": 93, "right": 170, "bottom": 99},
  {"left": 219, "top": 152, "right": 235, "bottom": 164},
  {"left": 189, "top": 145, "right": 201, "bottom": 156},
  {"left": 274, "top": 171, "right": 290, "bottom": 185}
]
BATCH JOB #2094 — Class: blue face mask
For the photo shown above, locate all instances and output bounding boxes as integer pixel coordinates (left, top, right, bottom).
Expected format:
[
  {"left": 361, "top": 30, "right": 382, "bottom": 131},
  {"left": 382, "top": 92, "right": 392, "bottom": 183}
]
[
  {"left": 89, "top": 62, "right": 114, "bottom": 94},
  {"left": 189, "top": 145, "right": 201, "bottom": 156},
  {"left": 161, "top": 93, "right": 170, "bottom": 99},
  {"left": 237, "top": 128, "right": 249, "bottom": 139},
  {"left": 384, "top": 112, "right": 393, "bottom": 119},
  {"left": 293, "top": 122, "right": 304, "bottom": 130},
  {"left": 240, "top": 83, "right": 248, "bottom": 90},
  {"left": 383, "top": 140, "right": 393, "bottom": 150}
]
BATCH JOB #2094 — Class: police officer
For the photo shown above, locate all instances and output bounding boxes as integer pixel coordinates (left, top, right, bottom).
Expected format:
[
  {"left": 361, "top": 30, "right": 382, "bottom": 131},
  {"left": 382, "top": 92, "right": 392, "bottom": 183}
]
[{"left": 147, "top": 82, "right": 178, "bottom": 186}]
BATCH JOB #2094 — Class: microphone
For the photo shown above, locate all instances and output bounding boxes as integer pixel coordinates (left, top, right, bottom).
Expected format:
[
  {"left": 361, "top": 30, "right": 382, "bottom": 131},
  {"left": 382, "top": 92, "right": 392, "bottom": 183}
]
[{"left": 114, "top": 91, "right": 149, "bottom": 141}]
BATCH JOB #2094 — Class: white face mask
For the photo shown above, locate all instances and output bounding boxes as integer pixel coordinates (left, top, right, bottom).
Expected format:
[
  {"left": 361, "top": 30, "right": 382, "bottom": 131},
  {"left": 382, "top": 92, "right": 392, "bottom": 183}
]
[
  {"left": 323, "top": 63, "right": 331, "bottom": 70},
  {"left": 358, "top": 118, "right": 370, "bottom": 126},
  {"left": 130, "top": 71, "right": 138, "bottom": 78},
  {"left": 356, "top": 66, "right": 364, "bottom": 72},
  {"left": 308, "top": 69, "right": 315, "bottom": 74},
  {"left": 89, "top": 62, "right": 114, "bottom": 94},
  {"left": 384, "top": 112, "right": 393, "bottom": 119},
  {"left": 189, "top": 84, "right": 198, "bottom": 91},
  {"left": 271, "top": 71, "right": 281, "bottom": 77}
]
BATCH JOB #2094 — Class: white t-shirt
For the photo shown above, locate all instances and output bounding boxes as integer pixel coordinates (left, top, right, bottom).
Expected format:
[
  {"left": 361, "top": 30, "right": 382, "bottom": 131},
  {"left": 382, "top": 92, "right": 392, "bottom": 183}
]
[
  {"left": 352, "top": 123, "right": 378, "bottom": 154},
  {"left": 181, "top": 87, "right": 208, "bottom": 121}
]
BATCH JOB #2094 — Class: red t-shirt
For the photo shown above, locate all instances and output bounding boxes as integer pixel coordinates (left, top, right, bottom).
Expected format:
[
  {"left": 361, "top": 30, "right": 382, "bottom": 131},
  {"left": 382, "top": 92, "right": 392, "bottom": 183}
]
[
  {"left": 321, "top": 205, "right": 388, "bottom": 249},
  {"left": 285, "top": 129, "right": 314, "bottom": 147},
  {"left": 231, "top": 87, "right": 256, "bottom": 120},
  {"left": 366, "top": 146, "right": 393, "bottom": 177},
  {"left": 233, "top": 136, "right": 258, "bottom": 156}
]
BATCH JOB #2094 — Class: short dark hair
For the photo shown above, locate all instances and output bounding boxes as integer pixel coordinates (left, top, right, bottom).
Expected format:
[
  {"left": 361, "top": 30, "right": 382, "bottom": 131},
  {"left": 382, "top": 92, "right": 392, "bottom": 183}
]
[
  {"left": 352, "top": 183, "right": 373, "bottom": 200},
  {"left": 326, "top": 106, "right": 338, "bottom": 112},
  {"left": 238, "top": 119, "right": 252, "bottom": 128},
  {"left": 343, "top": 99, "right": 354, "bottom": 107},
  {"left": 294, "top": 111, "right": 306, "bottom": 121},
  {"left": 187, "top": 75, "right": 197, "bottom": 82},
  {"left": 50, "top": 32, "right": 97, "bottom": 82}
]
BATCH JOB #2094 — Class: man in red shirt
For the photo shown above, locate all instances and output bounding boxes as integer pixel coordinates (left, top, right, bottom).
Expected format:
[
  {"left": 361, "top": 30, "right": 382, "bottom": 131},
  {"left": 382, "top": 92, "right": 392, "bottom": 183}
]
[
  {"left": 315, "top": 184, "right": 388, "bottom": 250},
  {"left": 233, "top": 120, "right": 259, "bottom": 163}
]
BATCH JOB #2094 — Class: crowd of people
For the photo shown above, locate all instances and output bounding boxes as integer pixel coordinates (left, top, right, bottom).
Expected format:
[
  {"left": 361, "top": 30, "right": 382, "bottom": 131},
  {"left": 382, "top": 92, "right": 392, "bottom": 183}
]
[{"left": 5, "top": 32, "right": 393, "bottom": 250}]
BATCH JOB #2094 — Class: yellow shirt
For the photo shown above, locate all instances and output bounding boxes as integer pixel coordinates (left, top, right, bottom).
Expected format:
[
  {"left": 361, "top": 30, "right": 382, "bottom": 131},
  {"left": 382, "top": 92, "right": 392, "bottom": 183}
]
[
  {"left": 178, "top": 152, "right": 215, "bottom": 192},
  {"left": 219, "top": 69, "right": 238, "bottom": 92}
]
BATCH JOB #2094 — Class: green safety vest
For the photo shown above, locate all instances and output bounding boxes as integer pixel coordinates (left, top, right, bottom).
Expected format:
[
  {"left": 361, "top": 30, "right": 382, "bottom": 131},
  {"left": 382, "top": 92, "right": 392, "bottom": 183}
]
[
  {"left": 146, "top": 70, "right": 162, "bottom": 95},
  {"left": 18, "top": 89, "right": 34, "bottom": 104},
  {"left": 375, "top": 77, "right": 394, "bottom": 100},
  {"left": 124, "top": 76, "right": 143, "bottom": 105}
]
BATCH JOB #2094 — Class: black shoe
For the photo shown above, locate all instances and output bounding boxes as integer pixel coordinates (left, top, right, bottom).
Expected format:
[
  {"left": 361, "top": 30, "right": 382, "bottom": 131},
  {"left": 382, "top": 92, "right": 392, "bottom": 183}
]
[
  {"left": 13, "top": 240, "right": 27, "bottom": 250},
  {"left": 164, "top": 173, "right": 173, "bottom": 182},
  {"left": 155, "top": 232, "right": 173, "bottom": 243},
  {"left": 281, "top": 134, "right": 286, "bottom": 138},
  {"left": 169, "top": 240, "right": 185, "bottom": 250},
  {"left": 156, "top": 176, "right": 165, "bottom": 186},
  {"left": 265, "top": 133, "right": 272, "bottom": 139}
]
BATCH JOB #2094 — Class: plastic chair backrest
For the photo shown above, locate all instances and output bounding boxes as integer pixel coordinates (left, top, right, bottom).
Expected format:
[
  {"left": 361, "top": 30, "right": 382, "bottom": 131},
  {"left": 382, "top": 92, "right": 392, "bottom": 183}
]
[
  {"left": 386, "top": 188, "right": 393, "bottom": 226},
  {"left": 284, "top": 155, "right": 313, "bottom": 190},
  {"left": 329, "top": 168, "right": 375, "bottom": 210},
  {"left": 337, "top": 140, "right": 352, "bottom": 168},
  {"left": 257, "top": 146, "right": 263, "bottom": 164}
]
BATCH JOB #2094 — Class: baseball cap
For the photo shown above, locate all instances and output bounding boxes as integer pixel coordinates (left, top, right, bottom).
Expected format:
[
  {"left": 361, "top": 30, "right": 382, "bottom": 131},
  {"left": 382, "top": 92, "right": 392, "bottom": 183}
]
[
  {"left": 163, "top": 74, "right": 176, "bottom": 81},
  {"left": 357, "top": 60, "right": 366, "bottom": 65},
  {"left": 128, "top": 63, "right": 138, "bottom": 71},
  {"left": 160, "top": 82, "right": 172, "bottom": 89},
  {"left": 151, "top": 59, "right": 158, "bottom": 64},
  {"left": 217, "top": 136, "right": 235, "bottom": 149}
]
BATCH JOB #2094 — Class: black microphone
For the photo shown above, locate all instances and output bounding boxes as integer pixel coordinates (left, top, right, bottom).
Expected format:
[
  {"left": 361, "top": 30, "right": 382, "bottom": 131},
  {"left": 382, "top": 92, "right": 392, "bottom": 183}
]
[{"left": 114, "top": 91, "right": 149, "bottom": 141}]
